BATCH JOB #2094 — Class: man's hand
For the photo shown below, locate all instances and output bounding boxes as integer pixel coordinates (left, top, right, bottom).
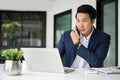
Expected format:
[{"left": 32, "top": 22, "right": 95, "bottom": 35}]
[{"left": 70, "top": 27, "right": 80, "bottom": 44}]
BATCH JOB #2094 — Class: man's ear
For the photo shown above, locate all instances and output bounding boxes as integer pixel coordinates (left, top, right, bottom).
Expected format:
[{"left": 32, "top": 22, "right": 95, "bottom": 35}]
[{"left": 92, "top": 19, "right": 96, "bottom": 24}]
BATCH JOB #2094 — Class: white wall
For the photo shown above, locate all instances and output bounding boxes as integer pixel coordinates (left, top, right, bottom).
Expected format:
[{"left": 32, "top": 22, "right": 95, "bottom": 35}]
[
  {"left": 46, "top": 0, "right": 96, "bottom": 48},
  {"left": 0, "top": 0, "right": 52, "bottom": 11}
]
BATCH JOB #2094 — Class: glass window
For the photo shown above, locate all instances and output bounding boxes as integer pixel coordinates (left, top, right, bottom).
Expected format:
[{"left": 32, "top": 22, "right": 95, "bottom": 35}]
[
  {"left": 0, "top": 11, "right": 46, "bottom": 48},
  {"left": 54, "top": 10, "right": 72, "bottom": 47},
  {"left": 97, "top": 0, "right": 118, "bottom": 67}
]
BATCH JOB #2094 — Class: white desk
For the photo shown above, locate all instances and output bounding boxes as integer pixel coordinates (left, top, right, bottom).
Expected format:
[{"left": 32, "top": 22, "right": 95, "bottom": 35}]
[{"left": 0, "top": 62, "right": 120, "bottom": 80}]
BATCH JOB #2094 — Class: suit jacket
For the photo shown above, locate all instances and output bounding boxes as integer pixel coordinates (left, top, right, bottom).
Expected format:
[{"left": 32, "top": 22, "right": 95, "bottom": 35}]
[{"left": 57, "top": 28, "right": 111, "bottom": 68}]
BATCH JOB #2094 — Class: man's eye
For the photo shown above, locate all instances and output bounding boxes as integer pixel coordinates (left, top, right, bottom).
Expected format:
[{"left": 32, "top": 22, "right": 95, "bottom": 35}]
[{"left": 83, "top": 20, "right": 87, "bottom": 22}]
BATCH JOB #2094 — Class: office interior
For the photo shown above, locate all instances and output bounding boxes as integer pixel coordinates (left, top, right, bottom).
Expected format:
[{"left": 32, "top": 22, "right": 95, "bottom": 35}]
[{"left": 0, "top": 0, "right": 120, "bottom": 67}]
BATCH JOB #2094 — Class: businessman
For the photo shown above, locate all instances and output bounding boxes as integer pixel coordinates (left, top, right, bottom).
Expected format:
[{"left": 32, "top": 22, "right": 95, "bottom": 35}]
[{"left": 57, "top": 4, "right": 111, "bottom": 69}]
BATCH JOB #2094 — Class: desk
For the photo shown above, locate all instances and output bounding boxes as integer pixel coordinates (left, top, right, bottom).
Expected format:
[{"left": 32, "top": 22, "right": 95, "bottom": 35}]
[{"left": 0, "top": 62, "right": 120, "bottom": 80}]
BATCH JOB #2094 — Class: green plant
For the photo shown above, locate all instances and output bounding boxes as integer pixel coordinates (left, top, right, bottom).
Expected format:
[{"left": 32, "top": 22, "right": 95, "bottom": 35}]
[
  {"left": 1, "top": 21, "right": 21, "bottom": 45},
  {"left": 2, "top": 21, "right": 21, "bottom": 34},
  {"left": 1, "top": 48, "right": 23, "bottom": 60}
]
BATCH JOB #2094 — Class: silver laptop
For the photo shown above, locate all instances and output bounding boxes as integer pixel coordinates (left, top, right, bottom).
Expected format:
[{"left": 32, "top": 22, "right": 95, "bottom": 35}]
[{"left": 22, "top": 48, "right": 75, "bottom": 73}]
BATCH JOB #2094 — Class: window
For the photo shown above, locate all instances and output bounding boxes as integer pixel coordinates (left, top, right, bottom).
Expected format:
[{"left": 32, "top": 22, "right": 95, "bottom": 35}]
[
  {"left": 97, "top": 0, "right": 118, "bottom": 67},
  {"left": 0, "top": 11, "right": 46, "bottom": 47},
  {"left": 54, "top": 10, "right": 72, "bottom": 47}
]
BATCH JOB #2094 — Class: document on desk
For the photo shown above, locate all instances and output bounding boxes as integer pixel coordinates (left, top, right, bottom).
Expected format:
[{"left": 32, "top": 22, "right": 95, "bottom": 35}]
[{"left": 91, "top": 67, "right": 120, "bottom": 74}]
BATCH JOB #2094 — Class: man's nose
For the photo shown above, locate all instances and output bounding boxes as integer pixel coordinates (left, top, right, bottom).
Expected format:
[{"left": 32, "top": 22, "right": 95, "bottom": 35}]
[{"left": 78, "top": 22, "right": 83, "bottom": 28}]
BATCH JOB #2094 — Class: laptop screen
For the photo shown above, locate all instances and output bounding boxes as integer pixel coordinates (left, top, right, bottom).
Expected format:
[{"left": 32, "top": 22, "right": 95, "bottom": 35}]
[{"left": 22, "top": 48, "right": 65, "bottom": 73}]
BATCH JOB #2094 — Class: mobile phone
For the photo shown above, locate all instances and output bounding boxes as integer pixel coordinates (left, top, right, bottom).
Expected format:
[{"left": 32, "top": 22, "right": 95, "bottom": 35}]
[{"left": 76, "top": 26, "right": 80, "bottom": 36}]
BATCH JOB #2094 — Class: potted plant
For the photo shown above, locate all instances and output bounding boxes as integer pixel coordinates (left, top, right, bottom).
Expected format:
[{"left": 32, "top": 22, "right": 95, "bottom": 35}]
[{"left": 1, "top": 48, "right": 23, "bottom": 75}]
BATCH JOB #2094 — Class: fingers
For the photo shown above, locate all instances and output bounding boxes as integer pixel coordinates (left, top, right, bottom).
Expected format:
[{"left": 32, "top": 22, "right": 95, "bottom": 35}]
[
  {"left": 72, "top": 28, "right": 77, "bottom": 34},
  {"left": 72, "top": 28, "right": 79, "bottom": 37},
  {"left": 70, "top": 31, "right": 79, "bottom": 44},
  {"left": 71, "top": 30, "right": 80, "bottom": 40}
]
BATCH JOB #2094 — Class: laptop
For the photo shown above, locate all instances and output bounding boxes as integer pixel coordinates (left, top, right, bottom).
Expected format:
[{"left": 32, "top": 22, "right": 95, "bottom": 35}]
[{"left": 21, "top": 48, "right": 75, "bottom": 73}]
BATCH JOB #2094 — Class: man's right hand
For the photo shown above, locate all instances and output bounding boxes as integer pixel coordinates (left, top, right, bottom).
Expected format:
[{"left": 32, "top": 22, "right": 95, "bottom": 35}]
[{"left": 70, "top": 27, "right": 80, "bottom": 44}]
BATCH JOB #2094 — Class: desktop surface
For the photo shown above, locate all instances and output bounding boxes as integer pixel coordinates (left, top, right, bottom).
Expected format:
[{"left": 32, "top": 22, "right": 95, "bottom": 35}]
[{"left": 0, "top": 61, "right": 120, "bottom": 80}]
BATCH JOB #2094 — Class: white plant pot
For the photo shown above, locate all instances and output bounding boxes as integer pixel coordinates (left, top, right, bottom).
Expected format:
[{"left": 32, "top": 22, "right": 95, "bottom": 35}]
[{"left": 4, "top": 60, "right": 22, "bottom": 76}]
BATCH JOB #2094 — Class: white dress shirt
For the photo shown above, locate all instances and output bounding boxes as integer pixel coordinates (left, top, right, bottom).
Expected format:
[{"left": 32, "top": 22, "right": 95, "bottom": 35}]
[{"left": 71, "top": 28, "right": 94, "bottom": 69}]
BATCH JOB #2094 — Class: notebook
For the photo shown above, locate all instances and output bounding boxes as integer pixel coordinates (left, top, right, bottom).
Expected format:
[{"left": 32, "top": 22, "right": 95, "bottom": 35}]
[
  {"left": 21, "top": 48, "right": 75, "bottom": 73},
  {"left": 91, "top": 67, "right": 120, "bottom": 74}
]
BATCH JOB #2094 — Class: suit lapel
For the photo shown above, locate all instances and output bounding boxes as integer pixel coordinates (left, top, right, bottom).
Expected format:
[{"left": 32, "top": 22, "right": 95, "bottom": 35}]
[{"left": 88, "top": 28, "right": 98, "bottom": 49}]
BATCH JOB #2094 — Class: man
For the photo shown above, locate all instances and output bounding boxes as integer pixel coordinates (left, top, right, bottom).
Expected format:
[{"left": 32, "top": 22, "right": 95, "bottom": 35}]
[{"left": 57, "top": 4, "right": 111, "bottom": 69}]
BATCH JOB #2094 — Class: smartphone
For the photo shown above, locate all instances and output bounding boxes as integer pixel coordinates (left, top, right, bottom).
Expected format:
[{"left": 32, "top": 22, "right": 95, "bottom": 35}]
[{"left": 76, "top": 26, "right": 80, "bottom": 36}]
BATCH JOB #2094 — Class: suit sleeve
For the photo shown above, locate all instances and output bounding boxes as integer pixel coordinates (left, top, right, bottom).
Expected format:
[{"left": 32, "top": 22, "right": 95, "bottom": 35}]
[
  {"left": 56, "top": 34, "right": 65, "bottom": 58},
  {"left": 76, "top": 35, "right": 111, "bottom": 67}
]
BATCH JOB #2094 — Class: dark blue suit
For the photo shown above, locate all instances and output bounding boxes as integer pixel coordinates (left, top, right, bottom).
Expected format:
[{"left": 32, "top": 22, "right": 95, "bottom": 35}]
[{"left": 57, "top": 28, "right": 111, "bottom": 68}]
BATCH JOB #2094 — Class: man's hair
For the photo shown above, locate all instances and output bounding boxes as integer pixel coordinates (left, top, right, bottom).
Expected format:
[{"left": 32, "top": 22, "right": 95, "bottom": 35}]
[{"left": 76, "top": 4, "right": 97, "bottom": 20}]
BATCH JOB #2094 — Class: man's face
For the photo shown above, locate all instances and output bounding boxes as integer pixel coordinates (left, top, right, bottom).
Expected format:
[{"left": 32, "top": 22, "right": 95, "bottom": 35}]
[{"left": 76, "top": 13, "right": 95, "bottom": 37}]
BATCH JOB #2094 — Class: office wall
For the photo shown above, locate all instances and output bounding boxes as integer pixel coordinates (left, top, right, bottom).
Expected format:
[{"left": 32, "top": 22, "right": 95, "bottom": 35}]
[
  {"left": 0, "top": 0, "right": 51, "bottom": 11},
  {"left": 46, "top": 0, "right": 96, "bottom": 48}
]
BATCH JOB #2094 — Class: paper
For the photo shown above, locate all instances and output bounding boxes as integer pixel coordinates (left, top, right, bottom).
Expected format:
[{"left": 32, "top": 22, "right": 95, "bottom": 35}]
[
  {"left": 91, "top": 67, "right": 120, "bottom": 74},
  {"left": 84, "top": 70, "right": 98, "bottom": 74}
]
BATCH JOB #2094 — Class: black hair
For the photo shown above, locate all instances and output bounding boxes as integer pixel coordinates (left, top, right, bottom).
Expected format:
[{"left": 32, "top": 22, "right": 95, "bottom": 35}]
[{"left": 76, "top": 4, "right": 97, "bottom": 20}]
